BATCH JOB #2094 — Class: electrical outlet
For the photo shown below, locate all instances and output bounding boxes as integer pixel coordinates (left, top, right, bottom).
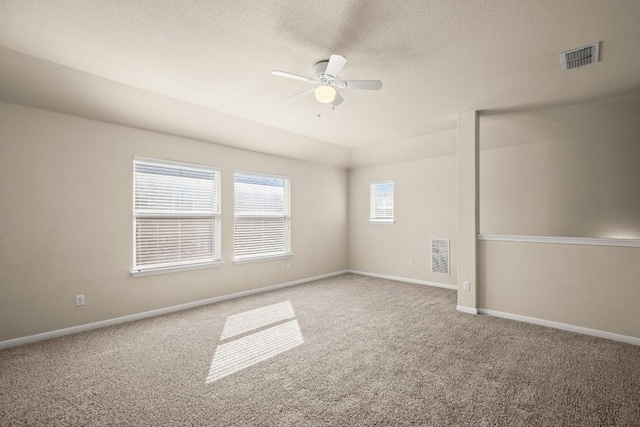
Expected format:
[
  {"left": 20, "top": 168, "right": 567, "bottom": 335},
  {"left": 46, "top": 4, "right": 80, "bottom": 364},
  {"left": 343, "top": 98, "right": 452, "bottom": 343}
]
[
  {"left": 463, "top": 281, "right": 470, "bottom": 291},
  {"left": 286, "top": 263, "right": 291, "bottom": 271},
  {"left": 75, "top": 294, "right": 85, "bottom": 306},
  {"left": 408, "top": 261, "right": 413, "bottom": 268}
]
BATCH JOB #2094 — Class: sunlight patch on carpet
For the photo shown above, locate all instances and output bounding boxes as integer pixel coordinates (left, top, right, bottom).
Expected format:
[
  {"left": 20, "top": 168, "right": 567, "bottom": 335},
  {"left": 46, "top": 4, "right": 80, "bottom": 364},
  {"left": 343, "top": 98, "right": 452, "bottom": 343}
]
[
  {"left": 206, "top": 301, "right": 304, "bottom": 383},
  {"left": 219, "top": 301, "right": 295, "bottom": 340}
]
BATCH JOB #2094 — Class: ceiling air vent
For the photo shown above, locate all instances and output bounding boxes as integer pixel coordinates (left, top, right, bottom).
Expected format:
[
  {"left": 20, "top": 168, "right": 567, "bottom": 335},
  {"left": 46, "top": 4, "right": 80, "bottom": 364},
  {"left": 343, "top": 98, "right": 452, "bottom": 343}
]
[
  {"left": 431, "top": 239, "right": 450, "bottom": 275},
  {"left": 560, "top": 42, "right": 600, "bottom": 70}
]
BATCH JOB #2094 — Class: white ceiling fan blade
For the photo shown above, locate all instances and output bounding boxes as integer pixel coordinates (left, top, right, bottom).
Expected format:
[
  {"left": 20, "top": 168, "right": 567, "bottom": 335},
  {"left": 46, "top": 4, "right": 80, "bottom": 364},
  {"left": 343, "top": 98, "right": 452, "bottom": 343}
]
[
  {"left": 332, "top": 92, "right": 344, "bottom": 107},
  {"left": 324, "top": 55, "right": 347, "bottom": 79},
  {"left": 337, "top": 80, "right": 383, "bottom": 90},
  {"left": 287, "top": 87, "right": 316, "bottom": 100},
  {"left": 272, "top": 70, "right": 316, "bottom": 84}
]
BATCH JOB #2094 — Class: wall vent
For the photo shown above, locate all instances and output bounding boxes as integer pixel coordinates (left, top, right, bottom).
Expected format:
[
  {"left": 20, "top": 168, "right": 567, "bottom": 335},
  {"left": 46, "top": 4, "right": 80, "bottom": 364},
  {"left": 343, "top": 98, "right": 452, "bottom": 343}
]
[
  {"left": 560, "top": 42, "right": 600, "bottom": 70},
  {"left": 431, "top": 239, "right": 450, "bottom": 275}
]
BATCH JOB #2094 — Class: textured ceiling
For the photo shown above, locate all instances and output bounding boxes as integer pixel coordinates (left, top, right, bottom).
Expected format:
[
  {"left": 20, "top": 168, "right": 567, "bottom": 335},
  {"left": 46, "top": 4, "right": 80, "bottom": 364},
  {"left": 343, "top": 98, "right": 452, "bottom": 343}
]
[{"left": 1, "top": 0, "right": 640, "bottom": 167}]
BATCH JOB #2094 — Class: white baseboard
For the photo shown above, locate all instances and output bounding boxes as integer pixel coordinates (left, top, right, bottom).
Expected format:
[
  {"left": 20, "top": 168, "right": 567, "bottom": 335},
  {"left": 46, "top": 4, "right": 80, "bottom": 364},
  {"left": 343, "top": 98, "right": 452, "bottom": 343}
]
[
  {"left": 0, "top": 270, "right": 348, "bottom": 350},
  {"left": 478, "top": 308, "right": 640, "bottom": 347},
  {"left": 456, "top": 305, "right": 478, "bottom": 315},
  {"left": 348, "top": 270, "right": 457, "bottom": 291}
]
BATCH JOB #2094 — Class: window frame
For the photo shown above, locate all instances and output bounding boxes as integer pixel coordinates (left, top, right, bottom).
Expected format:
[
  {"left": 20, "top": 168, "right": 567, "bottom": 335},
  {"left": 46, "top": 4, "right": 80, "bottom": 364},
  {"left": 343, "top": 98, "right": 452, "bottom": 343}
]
[
  {"left": 370, "top": 180, "right": 395, "bottom": 224},
  {"left": 131, "top": 157, "right": 222, "bottom": 277},
  {"left": 233, "top": 170, "right": 292, "bottom": 263}
]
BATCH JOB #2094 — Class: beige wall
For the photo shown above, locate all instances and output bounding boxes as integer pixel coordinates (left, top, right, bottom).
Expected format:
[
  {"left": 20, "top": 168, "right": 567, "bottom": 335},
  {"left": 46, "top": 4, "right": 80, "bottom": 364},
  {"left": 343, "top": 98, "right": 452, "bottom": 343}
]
[
  {"left": 481, "top": 132, "right": 640, "bottom": 238},
  {"left": 456, "top": 111, "right": 479, "bottom": 309},
  {"left": 0, "top": 102, "right": 348, "bottom": 341},
  {"left": 348, "top": 153, "right": 457, "bottom": 286},
  {"left": 479, "top": 240, "right": 640, "bottom": 338},
  {"left": 480, "top": 91, "right": 640, "bottom": 239},
  {"left": 478, "top": 92, "right": 640, "bottom": 338}
]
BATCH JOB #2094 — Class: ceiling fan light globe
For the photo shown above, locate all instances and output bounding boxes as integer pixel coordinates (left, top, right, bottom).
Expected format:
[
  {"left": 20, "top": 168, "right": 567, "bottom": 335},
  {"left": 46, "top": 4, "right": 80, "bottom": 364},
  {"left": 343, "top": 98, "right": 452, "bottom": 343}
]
[{"left": 315, "top": 85, "right": 336, "bottom": 103}]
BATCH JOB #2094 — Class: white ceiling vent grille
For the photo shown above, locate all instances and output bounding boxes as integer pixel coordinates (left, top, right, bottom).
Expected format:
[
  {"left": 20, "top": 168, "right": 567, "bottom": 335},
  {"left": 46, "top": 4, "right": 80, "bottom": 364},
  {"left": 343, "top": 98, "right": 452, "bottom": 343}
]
[
  {"left": 560, "top": 42, "right": 600, "bottom": 70},
  {"left": 431, "top": 239, "right": 450, "bottom": 275}
]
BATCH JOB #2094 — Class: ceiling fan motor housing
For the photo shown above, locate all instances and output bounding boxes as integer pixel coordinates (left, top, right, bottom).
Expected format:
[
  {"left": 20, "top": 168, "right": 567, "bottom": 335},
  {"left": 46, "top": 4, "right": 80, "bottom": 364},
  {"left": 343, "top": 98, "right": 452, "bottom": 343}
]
[{"left": 314, "top": 60, "right": 332, "bottom": 82}]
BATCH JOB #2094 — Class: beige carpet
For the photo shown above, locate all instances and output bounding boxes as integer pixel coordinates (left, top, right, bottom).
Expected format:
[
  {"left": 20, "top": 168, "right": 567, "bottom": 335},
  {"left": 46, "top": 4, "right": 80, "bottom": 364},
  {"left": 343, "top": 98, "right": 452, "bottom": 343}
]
[{"left": 1, "top": 273, "right": 639, "bottom": 426}]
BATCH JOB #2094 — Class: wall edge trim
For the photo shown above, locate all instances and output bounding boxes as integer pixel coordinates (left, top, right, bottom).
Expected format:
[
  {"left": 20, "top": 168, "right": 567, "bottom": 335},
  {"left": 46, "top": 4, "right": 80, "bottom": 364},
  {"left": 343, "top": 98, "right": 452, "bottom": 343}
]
[
  {"left": 478, "top": 234, "right": 640, "bottom": 248},
  {"left": 479, "top": 308, "right": 640, "bottom": 346},
  {"left": 348, "top": 269, "right": 457, "bottom": 290},
  {"left": 456, "top": 305, "right": 479, "bottom": 315},
  {"left": 0, "top": 270, "right": 348, "bottom": 350}
]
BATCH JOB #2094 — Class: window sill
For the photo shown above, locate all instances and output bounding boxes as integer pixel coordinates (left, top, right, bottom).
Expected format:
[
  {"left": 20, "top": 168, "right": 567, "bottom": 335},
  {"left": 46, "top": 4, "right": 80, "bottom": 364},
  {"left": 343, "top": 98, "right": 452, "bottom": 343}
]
[
  {"left": 370, "top": 219, "right": 395, "bottom": 225},
  {"left": 131, "top": 261, "right": 223, "bottom": 277},
  {"left": 233, "top": 253, "right": 293, "bottom": 265}
]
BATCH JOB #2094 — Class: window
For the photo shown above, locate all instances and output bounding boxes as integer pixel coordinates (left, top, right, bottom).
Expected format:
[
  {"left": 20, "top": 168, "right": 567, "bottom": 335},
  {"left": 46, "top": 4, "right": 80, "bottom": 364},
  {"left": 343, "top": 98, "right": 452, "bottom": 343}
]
[
  {"left": 132, "top": 157, "right": 221, "bottom": 275},
  {"left": 234, "top": 171, "right": 291, "bottom": 262},
  {"left": 370, "top": 181, "right": 394, "bottom": 223}
]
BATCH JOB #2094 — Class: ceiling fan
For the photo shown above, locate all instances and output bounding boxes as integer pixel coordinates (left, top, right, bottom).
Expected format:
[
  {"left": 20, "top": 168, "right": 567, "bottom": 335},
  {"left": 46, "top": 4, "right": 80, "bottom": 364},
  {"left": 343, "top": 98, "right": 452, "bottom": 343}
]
[{"left": 272, "top": 54, "right": 383, "bottom": 107}]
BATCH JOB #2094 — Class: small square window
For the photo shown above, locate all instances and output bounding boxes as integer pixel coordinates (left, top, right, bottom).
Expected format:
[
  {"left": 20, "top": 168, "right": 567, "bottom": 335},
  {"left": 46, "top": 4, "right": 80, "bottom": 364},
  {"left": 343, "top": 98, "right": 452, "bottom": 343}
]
[{"left": 370, "top": 181, "right": 394, "bottom": 223}]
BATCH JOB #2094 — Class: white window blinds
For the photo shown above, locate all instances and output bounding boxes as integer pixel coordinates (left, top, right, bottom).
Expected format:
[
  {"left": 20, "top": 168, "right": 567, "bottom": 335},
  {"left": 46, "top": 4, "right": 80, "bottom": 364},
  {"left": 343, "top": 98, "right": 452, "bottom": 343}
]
[
  {"left": 370, "top": 181, "right": 394, "bottom": 223},
  {"left": 234, "top": 172, "right": 291, "bottom": 261},
  {"left": 133, "top": 158, "right": 221, "bottom": 273}
]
